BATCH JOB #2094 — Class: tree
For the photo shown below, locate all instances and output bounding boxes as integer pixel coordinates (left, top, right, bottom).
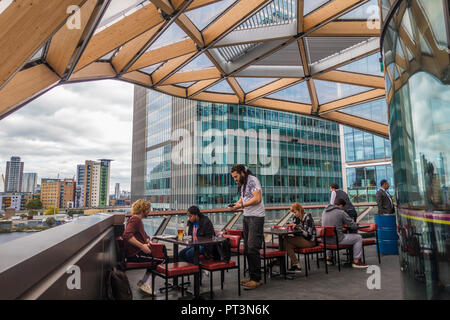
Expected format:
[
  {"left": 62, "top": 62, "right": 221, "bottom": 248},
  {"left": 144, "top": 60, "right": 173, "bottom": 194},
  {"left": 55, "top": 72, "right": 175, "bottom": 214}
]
[
  {"left": 45, "top": 206, "right": 59, "bottom": 215},
  {"left": 26, "top": 199, "right": 43, "bottom": 210},
  {"left": 45, "top": 217, "right": 56, "bottom": 227},
  {"left": 28, "top": 210, "right": 38, "bottom": 218},
  {"left": 20, "top": 214, "right": 27, "bottom": 219}
]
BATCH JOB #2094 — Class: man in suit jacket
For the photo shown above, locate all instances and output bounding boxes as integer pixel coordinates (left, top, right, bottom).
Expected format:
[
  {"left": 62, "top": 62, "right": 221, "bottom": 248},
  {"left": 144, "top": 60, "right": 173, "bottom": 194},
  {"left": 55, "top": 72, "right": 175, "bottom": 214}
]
[
  {"left": 376, "top": 179, "right": 395, "bottom": 214},
  {"left": 329, "top": 183, "right": 358, "bottom": 221}
]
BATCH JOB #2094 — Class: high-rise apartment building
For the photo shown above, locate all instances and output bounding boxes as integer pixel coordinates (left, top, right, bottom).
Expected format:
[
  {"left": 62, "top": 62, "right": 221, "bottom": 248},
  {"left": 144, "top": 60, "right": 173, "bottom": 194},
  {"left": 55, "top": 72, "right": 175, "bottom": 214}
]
[
  {"left": 83, "top": 160, "right": 111, "bottom": 207},
  {"left": 22, "top": 173, "right": 38, "bottom": 193},
  {"left": 339, "top": 98, "right": 394, "bottom": 203},
  {"left": 114, "top": 183, "right": 120, "bottom": 199},
  {"left": 40, "top": 178, "right": 76, "bottom": 209},
  {"left": 132, "top": 88, "right": 342, "bottom": 210},
  {"left": 75, "top": 164, "right": 85, "bottom": 207},
  {"left": 4, "top": 156, "right": 24, "bottom": 193}
]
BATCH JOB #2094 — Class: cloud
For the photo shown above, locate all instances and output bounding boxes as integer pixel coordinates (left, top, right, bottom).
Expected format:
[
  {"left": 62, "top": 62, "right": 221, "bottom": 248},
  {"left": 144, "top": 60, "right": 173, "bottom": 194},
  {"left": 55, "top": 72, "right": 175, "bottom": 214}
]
[{"left": 0, "top": 80, "right": 134, "bottom": 193}]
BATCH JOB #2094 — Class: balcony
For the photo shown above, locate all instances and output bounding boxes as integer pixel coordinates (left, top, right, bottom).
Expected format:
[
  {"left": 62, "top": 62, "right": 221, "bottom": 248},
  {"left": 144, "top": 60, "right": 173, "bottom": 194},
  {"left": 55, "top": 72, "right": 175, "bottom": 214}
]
[{"left": 0, "top": 203, "right": 402, "bottom": 300}]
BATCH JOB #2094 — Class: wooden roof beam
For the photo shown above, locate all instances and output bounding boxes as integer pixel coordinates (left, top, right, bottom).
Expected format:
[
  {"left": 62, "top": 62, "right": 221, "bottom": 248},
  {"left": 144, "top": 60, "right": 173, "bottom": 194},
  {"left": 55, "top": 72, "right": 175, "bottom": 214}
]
[
  {"left": 0, "top": 64, "right": 60, "bottom": 118},
  {"left": 129, "top": 38, "right": 198, "bottom": 72},
  {"left": 314, "top": 71, "right": 385, "bottom": 89},
  {"left": 47, "top": 0, "right": 109, "bottom": 78},
  {"left": 161, "top": 68, "right": 221, "bottom": 85},
  {"left": 74, "top": 3, "right": 164, "bottom": 72},
  {"left": 321, "top": 111, "right": 389, "bottom": 138},
  {"left": 304, "top": 0, "right": 367, "bottom": 32},
  {"left": 0, "top": 0, "right": 86, "bottom": 88},
  {"left": 245, "top": 78, "right": 302, "bottom": 103},
  {"left": 319, "top": 89, "right": 386, "bottom": 114},
  {"left": 309, "top": 21, "right": 380, "bottom": 37}
]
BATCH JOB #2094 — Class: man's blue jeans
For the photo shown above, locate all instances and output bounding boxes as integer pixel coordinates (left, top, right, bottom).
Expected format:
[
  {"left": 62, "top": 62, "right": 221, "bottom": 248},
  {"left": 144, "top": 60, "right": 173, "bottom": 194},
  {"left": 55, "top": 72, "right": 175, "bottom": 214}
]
[{"left": 179, "top": 246, "right": 203, "bottom": 264}]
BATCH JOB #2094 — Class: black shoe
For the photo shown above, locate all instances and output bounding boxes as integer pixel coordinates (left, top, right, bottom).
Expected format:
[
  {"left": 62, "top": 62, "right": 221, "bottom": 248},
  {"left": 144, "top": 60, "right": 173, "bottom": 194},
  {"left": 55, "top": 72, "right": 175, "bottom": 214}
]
[{"left": 288, "top": 264, "right": 302, "bottom": 273}]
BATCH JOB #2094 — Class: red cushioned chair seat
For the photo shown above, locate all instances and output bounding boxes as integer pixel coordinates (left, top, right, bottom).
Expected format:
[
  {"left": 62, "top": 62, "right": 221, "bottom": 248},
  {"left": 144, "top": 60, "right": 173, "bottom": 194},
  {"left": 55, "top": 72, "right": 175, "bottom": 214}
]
[
  {"left": 320, "top": 243, "right": 351, "bottom": 250},
  {"left": 265, "top": 241, "right": 279, "bottom": 249},
  {"left": 125, "top": 261, "right": 156, "bottom": 269},
  {"left": 294, "top": 246, "right": 324, "bottom": 254},
  {"left": 260, "top": 249, "right": 286, "bottom": 258},
  {"left": 199, "top": 258, "right": 236, "bottom": 270},
  {"left": 363, "top": 239, "right": 376, "bottom": 245},
  {"left": 156, "top": 262, "right": 199, "bottom": 277},
  {"left": 231, "top": 245, "right": 245, "bottom": 254}
]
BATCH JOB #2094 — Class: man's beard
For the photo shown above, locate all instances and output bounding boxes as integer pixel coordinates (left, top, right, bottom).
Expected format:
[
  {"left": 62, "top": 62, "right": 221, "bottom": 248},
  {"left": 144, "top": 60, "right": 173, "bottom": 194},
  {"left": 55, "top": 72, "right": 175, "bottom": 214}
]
[{"left": 238, "top": 175, "right": 245, "bottom": 186}]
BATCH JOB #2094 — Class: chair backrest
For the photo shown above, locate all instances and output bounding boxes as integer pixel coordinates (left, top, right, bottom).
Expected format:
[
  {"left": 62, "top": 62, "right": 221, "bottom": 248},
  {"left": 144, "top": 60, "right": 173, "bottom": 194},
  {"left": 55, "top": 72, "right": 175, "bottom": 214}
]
[
  {"left": 315, "top": 226, "right": 324, "bottom": 238},
  {"left": 225, "top": 228, "right": 243, "bottom": 238},
  {"left": 273, "top": 225, "right": 284, "bottom": 229},
  {"left": 359, "top": 222, "right": 377, "bottom": 233},
  {"left": 222, "top": 234, "right": 240, "bottom": 248},
  {"left": 149, "top": 243, "right": 166, "bottom": 260},
  {"left": 323, "top": 226, "right": 336, "bottom": 237}
]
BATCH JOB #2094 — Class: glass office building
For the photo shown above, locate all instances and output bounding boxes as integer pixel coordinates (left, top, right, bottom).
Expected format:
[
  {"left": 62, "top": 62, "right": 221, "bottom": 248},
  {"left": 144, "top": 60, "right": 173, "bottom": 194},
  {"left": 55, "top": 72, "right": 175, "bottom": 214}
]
[
  {"left": 132, "top": 88, "right": 342, "bottom": 210},
  {"left": 340, "top": 98, "right": 394, "bottom": 203},
  {"left": 381, "top": 0, "right": 449, "bottom": 299}
]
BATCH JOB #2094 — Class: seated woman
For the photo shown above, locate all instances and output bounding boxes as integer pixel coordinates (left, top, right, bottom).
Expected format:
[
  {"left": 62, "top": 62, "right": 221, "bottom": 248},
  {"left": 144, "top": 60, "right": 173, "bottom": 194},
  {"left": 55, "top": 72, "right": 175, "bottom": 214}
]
[
  {"left": 178, "top": 205, "right": 215, "bottom": 264},
  {"left": 123, "top": 199, "right": 166, "bottom": 295},
  {"left": 283, "top": 202, "right": 317, "bottom": 273}
]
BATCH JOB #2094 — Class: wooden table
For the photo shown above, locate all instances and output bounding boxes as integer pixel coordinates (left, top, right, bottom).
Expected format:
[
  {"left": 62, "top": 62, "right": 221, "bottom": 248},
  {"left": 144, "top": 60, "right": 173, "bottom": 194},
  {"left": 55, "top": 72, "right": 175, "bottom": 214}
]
[
  {"left": 153, "top": 235, "right": 227, "bottom": 299},
  {"left": 263, "top": 228, "right": 297, "bottom": 279}
]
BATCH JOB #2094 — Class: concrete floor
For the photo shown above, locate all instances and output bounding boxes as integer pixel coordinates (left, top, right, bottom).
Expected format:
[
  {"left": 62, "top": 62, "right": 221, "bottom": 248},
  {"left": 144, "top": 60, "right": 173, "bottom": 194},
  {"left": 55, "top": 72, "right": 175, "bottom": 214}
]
[{"left": 127, "top": 246, "right": 404, "bottom": 300}]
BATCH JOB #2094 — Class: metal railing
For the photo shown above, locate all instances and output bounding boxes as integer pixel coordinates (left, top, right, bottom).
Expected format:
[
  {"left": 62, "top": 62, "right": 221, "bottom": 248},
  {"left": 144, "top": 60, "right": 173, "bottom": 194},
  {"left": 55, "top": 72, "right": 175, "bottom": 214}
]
[{"left": 134, "top": 203, "right": 378, "bottom": 239}]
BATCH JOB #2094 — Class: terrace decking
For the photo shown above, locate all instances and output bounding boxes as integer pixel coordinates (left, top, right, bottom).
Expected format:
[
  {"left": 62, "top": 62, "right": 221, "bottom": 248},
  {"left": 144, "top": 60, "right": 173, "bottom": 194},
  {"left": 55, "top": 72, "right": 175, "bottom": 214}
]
[{"left": 127, "top": 246, "right": 404, "bottom": 300}]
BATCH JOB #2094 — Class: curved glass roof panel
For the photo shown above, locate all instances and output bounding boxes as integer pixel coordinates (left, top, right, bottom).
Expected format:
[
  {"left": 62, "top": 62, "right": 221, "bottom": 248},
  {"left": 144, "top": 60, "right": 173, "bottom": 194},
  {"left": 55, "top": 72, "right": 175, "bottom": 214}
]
[
  {"left": 140, "top": 63, "right": 163, "bottom": 75},
  {"left": 304, "top": 0, "right": 330, "bottom": 16},
  {"left": 176, "top": 81, "right": 197, "bottom": 88},
  {"left": 148, "top": 23, "right": 189, "bottom": 51},
  {"left": 97, "top": 0, "right": 148, "bottom": 32},
  {"left": 337, "top": 53, "right": 383, "bottom": 76},
  {"left": 340, "top": 98, "right": 388, "bottom": 124},
  {"left": 305, "top": 37, "right": 371, "bottom": 63},
  {"left": 185, "top": 0, "right": 237, "bottom": 31},
  {"left": 314, "top": 80, "right": 373, "bottom": 104},
  {"left": 177, "top": 54, "right": 215, "bottom": 73},
  {"left": 339, "top": 0, "right": 379, "bottom": 20},
  {"left": 236, "top": 0, "right": 297, "bottom": 30},
  {"left": 207, "top": 80, "right": 235, "bottom": 94},
  {"left": 236, "top": 77, "right": 279, "bottom": 93},
  {"left": 267, "top": 81, "right": 311, "bottom": 104}
]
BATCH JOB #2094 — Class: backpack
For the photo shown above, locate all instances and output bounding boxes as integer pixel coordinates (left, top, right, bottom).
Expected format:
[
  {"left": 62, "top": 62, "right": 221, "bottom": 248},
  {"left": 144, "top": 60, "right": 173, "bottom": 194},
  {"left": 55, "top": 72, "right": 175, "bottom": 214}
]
[{"left": 105, "top": 266, "right": 133, "bottom": 300}]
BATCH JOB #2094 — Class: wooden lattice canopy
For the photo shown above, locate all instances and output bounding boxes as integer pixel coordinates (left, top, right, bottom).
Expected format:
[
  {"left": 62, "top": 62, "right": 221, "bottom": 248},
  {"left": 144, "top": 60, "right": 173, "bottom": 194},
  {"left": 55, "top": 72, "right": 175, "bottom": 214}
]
[{"left": 0, "top": 0, "right": 389, "bottom": 137}]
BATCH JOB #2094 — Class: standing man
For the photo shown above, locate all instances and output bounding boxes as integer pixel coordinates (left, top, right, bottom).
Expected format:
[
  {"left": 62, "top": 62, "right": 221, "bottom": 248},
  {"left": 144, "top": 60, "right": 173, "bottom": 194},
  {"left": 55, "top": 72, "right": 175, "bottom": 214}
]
[
  {"left": 376, "top": 179, "right": 395, "bottom": 214},
  {"left": 329, "top": 183, "right": 358, "bottom": 221},
  {"left": 230, "top": 164, "right": 265, "bottom": 290}
]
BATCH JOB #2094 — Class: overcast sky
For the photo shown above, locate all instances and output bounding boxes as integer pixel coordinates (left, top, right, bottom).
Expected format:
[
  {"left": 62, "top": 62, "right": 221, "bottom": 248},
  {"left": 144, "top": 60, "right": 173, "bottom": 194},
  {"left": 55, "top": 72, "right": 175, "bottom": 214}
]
[{"left": 0, "top": 80, "right": 135, "bottom": 193}]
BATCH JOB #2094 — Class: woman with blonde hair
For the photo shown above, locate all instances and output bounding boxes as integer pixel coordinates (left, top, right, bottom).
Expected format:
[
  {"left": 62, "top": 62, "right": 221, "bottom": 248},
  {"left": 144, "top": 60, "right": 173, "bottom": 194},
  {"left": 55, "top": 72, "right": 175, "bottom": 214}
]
[
  {"left": 283, "top": 202, "right": 317, "bottom": 273},
  {"left": 123, "top": 199, "right": 164, "bottom": 295}
]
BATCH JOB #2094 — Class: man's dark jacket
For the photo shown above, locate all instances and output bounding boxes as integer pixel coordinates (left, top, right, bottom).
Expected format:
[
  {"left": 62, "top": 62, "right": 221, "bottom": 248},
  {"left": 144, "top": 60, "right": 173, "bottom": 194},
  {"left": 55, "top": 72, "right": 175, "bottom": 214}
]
[{"left": 376, "top": 189, "right": 395, "bottom": 214}]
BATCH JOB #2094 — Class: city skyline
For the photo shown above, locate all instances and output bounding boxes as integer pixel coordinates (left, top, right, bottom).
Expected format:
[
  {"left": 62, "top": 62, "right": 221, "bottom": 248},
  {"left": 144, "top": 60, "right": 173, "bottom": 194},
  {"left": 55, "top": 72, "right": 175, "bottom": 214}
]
[{"left": 0, "top": 80, "right": 133, "bottom": 193}]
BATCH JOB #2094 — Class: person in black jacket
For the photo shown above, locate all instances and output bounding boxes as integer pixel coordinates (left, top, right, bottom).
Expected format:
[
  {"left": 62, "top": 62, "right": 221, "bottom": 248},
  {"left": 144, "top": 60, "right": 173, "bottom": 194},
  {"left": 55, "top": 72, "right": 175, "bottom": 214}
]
[
  {"left": 284, "top": 202, "right": 317, "bottom": 273},
  {"left": 330, "top": 183, "right": 358, "bottom": 221},
  {"left": 178, "top": 206, "right": 215, "bottom": 263},
  {"left": 376, "top": 179, "right": 395, "bottom": 214}
]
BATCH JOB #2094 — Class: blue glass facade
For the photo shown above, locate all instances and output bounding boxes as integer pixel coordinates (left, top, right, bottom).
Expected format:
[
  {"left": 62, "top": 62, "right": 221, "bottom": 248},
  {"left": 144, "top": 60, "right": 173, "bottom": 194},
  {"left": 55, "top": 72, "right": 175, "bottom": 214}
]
[
  {"left": 342, "top": 98, "right": 394, "bottom": 203},
  {"left": 143, "top": 90, "right": 342, "bottom": 210},
  {"left": 381, "top": 0, "right": 449, "bottom": 299}
]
